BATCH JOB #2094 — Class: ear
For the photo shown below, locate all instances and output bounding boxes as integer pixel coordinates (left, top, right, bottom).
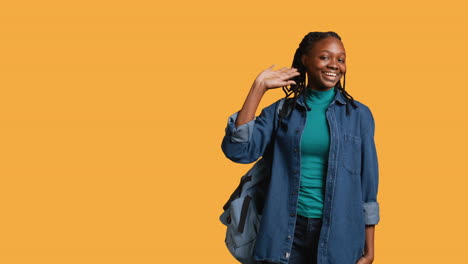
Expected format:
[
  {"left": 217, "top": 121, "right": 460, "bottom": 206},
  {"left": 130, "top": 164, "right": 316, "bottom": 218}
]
[{"left": 301, "top": 54, "right": 307, "bottom": 66}]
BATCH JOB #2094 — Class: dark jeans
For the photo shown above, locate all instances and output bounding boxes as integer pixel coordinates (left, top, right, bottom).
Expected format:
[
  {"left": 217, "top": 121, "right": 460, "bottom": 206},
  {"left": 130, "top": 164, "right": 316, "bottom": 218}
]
[{"left": 261, "top": 214, "right": 322, "bottom": 264}]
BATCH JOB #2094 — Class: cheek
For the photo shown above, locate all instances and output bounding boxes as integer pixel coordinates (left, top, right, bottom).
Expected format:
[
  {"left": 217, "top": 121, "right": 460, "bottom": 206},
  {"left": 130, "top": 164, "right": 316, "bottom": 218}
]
[
  {"left": 306, "top": 64, "right": 323, "bottom": 74},
  {"left": 313, "top": 58, "right": 327, "bottom": 68}
]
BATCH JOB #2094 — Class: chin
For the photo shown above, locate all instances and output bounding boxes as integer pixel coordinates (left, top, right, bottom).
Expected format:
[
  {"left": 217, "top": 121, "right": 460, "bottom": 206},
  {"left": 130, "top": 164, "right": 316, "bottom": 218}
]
[
  {"left": 318, "top": 79, "right": 339, "bottom": 89},
  {"left": 321, "top": 83, "right": 336, "bottom": 89}
]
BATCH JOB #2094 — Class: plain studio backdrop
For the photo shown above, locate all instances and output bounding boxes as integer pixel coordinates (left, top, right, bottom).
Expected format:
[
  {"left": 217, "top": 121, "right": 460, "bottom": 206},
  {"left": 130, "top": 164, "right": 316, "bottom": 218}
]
[{"left": 0, "top": 1, "right": 467, "bottom": 263}]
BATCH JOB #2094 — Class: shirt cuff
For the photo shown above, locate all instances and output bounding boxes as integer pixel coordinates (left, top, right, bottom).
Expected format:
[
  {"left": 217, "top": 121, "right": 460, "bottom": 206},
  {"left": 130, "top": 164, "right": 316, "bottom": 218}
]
[
  {"left": 226, "top": 111, "right": 255, "bottom": 143},
  {"left": 363, "top": 202, "right": 380, "bottom": 225}
]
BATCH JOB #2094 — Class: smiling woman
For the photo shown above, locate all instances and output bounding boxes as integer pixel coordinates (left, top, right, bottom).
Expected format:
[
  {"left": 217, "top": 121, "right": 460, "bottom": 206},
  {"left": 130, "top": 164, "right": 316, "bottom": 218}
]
[
  {"left": 301, "top": 37, "right": 346, "bottom": 91},
  {"left": 221, "top": 31, "right": 380, "bottom": 264}
]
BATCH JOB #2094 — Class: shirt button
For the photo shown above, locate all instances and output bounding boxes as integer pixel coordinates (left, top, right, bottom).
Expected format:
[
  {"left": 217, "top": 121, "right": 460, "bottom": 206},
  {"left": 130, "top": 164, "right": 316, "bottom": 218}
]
[
  {"left": 290, "top": 212, "right": 295, "bottom": 216},
  {"left": 292, "top": 191, "right": 297, "bottom": 195},
  {"left": 287, "top": 235, "right": 292, "bottom": 240},
  {"left": 294, "top": 148, "right": 298, "bottom": 152},
  {"left": 295, "top": 129, "right": 300, "bottom": 134}
]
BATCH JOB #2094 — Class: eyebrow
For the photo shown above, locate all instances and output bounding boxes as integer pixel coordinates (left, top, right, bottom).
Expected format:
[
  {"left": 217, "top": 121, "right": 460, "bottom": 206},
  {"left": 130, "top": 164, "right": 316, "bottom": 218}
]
[{"left": 319, "top": 50, "right": 346, "bottom": 55}]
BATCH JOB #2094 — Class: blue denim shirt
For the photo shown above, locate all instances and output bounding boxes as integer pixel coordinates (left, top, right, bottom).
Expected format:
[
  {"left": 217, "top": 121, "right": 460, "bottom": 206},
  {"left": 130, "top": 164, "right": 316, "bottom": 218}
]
[{"left": 221, "top": 88, "right": 380, "bottom": 264}]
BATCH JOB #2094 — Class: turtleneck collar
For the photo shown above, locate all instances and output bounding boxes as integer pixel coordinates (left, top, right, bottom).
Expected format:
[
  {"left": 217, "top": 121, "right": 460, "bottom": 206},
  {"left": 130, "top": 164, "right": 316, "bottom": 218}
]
[{"left": 305, "top": 87, "right": 337, "bottom": 106}]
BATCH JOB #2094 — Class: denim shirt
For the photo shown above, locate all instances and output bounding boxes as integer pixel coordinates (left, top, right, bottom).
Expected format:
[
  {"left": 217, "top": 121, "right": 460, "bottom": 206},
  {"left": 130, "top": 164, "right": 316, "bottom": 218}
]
[{"left": 221, "top": 88, "right": 380, "bottom": 264}]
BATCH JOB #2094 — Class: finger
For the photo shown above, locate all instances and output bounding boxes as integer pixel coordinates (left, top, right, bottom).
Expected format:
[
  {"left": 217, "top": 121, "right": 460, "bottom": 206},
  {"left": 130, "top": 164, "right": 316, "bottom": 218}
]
[
  {"left": 282, "top": 68, "right": 299, "bottom": 76},
  {"left": 285, "top": 71, "right": 301, "bottom": 78},
  {"left": 279, "top": 73, "right": 299, "bottom": 82},
  {"left": 280, "top": 80, "right": 296, "bottom": 86}
]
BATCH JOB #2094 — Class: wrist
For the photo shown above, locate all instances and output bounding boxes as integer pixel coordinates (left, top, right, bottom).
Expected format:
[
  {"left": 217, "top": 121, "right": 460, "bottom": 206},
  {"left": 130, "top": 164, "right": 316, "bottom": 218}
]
[
  {"left": 363, "top": 252, "right": 374, "bottom": 260},
  {"left": 251, "top": 80, "right": 267, "bottom": 94}
]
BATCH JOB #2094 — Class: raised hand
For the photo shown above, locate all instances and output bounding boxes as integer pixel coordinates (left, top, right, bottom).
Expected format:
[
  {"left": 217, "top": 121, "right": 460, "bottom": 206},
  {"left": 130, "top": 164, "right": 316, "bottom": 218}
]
[
  {"left": 234, "top": 64, "right": 300, "bottom": 128},
  {"left": 254, "top": 64, "right": 300, "bottom": 91}
]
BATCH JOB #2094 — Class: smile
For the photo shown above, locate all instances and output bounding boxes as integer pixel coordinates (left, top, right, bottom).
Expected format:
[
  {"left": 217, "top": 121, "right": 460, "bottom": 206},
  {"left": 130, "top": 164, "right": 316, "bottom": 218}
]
[{"left": 322, "top": 71, "right": 339, "bottom": 80}]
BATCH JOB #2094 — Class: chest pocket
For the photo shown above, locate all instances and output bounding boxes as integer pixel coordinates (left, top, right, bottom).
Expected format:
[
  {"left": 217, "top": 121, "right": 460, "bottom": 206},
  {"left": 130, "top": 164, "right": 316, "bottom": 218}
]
[{"left": 342, "top": 133, "right": 362, "bottom": 175}]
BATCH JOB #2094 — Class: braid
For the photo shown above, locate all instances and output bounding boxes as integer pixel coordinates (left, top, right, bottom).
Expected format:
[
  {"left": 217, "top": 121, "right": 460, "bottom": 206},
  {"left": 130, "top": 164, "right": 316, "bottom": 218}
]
[
  {"left": 335, "top": 72, "right": 358, "bottom": 115},
  {"left": 282, "top": 31, "right": 358, "bottom": 115}
]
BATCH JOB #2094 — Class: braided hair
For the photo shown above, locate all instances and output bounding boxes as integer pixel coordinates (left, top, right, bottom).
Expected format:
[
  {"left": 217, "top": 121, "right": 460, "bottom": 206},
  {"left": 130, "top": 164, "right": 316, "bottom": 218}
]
[{"left": 282, "top": 31, "right": 358, "bottom": 115}]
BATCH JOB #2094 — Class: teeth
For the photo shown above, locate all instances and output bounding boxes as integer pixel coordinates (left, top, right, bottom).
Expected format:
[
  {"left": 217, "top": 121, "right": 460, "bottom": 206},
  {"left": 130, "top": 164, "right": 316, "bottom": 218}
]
[{"left": 323, "top": 72, "right": 337, "bottom": 77}]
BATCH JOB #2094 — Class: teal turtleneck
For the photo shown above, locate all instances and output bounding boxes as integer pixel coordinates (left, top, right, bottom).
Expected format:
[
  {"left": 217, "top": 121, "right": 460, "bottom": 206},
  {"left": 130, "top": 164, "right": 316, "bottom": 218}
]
[{"left": 297, "top": 87, "right": 336, "bottom": 218}]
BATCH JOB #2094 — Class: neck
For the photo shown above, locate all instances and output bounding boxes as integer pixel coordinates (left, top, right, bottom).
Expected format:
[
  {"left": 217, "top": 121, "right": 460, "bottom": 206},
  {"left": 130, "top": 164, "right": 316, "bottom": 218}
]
[{"left": 307, "top": 85, "right": 334, "bottom": 92}]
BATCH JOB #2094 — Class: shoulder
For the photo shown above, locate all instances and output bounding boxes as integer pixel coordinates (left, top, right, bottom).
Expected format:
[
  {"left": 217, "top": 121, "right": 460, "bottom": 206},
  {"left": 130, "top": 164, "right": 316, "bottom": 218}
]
[
  {"left": 352, "top": 99, "right": 376, "bottom": 134},
  {"left": 259, "top": 97, "right": 286, "bottom": 116},
  {"left": 353, "top": 100, "right": 374, "bottom": 119}
]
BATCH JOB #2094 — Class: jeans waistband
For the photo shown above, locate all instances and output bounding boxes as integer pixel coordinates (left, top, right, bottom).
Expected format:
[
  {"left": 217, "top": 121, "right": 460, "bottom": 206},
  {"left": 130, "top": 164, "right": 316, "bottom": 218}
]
[
  {"left": 295, "top": 214, "right": 323, "bottom": 236},
  {"left": 297, "top": 214, "right": 323, "bottom": 221}
]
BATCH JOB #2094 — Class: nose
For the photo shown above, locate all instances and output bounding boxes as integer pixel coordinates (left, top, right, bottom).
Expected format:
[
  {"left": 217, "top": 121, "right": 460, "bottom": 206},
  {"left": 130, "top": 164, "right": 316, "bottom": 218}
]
[{"left": 327, "top": 60, "right": 338, "bottom": 70}]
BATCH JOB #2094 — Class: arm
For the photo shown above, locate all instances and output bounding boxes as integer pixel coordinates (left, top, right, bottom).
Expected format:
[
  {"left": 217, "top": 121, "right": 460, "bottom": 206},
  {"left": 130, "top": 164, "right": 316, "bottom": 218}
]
[
  {"left": 357, "top": 107, "right": 379, "bottom": 264},
  {"left": 364, "top": 225, "right": 375, "bottom": 263},
  {"left": 234, "top": 81, "right": 267, "bottom": 128},
  {"left": 360, "top": 107, "right": 380, "bottom": 225},
  {"left": 221, "top": 65, "right": 299, "bottom": 164},
  {"left": 358, "top": 225, "right": 375, "bottom": 263},
  {"left": 220, "top": 82, "right": 273, "bottom": 164},
  {"left": 235, "top": 65, "right": 299, "bottom": 128}
]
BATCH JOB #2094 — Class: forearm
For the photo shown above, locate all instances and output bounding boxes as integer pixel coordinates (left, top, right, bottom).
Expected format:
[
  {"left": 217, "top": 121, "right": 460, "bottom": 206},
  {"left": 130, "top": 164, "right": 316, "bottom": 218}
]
[
  {"left": 235, "top": 81, "right": 267, "bottom": 128},
  {"left": 364, "top": 225, "right": 375, "bottom": 258}
]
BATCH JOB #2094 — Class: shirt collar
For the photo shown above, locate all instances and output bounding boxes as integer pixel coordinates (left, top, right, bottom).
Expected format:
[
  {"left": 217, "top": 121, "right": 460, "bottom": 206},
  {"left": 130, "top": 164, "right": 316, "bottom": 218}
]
[{"left": 296, "top": 87, "right": 347, "bottom": 109}]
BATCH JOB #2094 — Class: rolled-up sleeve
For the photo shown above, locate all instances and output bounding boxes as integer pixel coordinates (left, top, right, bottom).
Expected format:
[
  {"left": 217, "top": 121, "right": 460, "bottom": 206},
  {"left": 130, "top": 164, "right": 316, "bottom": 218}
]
[
  {"left": 221, "top": 102, "right": 278, "bottom": 164},
  {"left": 225, "top": 111, "right": 256, "bottom": 143},
  {"left": 360, "top": 106, "right": 380, "bottom": 225}
]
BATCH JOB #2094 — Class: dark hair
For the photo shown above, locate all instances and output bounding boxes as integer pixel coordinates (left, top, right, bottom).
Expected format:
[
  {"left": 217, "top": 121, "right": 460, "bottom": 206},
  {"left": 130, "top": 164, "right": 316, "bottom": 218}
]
[{"left": 282, "top": 31, "right": 357, "bottom": 115}]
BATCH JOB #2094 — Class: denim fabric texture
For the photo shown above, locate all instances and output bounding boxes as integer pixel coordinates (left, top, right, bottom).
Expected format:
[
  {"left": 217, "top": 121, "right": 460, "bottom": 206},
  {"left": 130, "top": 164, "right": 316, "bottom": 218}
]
[
  {"left": 221, "top": 88, "right": 380, "bottom": 264},
  {"left": 260, "top": 215, "right": 322, "bottom": 264}
]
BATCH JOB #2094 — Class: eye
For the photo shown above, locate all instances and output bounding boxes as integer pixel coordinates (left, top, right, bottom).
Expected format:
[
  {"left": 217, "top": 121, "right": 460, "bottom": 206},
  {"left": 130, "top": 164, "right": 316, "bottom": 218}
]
[
  {"left": 338, "top": 58, "right": 345, "bottom": 63},
  {"left": 320, "top": 56, "right": 328, "bottom": 60}
]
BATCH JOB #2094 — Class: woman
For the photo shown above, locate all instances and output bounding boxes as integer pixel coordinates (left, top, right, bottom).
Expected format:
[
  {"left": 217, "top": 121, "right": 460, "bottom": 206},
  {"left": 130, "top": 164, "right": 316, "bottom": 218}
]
[{"left": 221, "top": 31, "right": 380, "bottom": 264}]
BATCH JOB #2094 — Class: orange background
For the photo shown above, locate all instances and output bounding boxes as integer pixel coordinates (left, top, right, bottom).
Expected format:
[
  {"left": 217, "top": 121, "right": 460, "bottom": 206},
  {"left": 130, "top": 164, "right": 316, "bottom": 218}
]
[{"left": 1, "top": 1, "right": 467, "bottom": 263}]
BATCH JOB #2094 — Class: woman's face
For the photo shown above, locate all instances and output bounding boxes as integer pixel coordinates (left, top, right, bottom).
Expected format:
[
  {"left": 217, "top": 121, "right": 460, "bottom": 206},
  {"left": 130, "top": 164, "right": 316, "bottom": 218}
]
[{"left": 301, "top": 37, "right": 346, "bottom": 91}]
